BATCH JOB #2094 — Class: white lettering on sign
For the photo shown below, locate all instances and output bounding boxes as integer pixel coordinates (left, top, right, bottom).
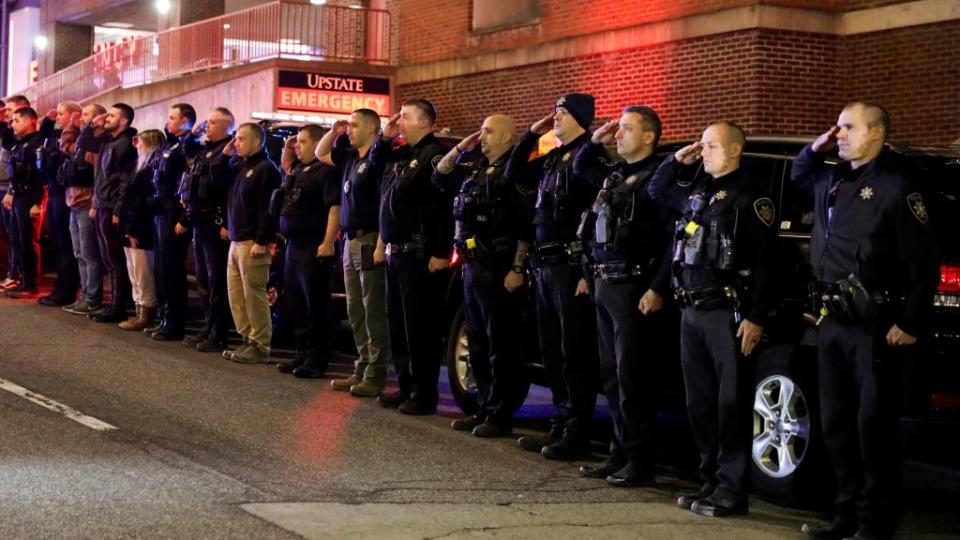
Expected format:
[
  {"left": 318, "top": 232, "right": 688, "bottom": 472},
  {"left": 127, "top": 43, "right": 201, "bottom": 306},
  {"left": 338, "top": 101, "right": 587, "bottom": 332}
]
[
  {"left": 278, "top": 88, "right": 390, "bottom": 116},
  {"left": 305, "top": 74, "right": 365, "bottom": 92}
]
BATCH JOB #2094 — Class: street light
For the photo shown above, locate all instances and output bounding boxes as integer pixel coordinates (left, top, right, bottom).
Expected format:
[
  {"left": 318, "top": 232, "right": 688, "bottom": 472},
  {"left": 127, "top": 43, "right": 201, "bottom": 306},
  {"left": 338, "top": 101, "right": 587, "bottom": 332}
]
[
  {"left": 34, "top": 35, "right": 48, "bottom": 50},
  {"left": 155, "top": 0, "right": 172, "bottom": 14}
]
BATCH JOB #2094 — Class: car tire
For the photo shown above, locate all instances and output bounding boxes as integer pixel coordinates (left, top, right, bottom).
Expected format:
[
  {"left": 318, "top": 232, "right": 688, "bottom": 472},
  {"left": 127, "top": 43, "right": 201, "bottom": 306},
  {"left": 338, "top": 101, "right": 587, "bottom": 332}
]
[
  {"left": 750, "top": 343, "right": 834, "bottom": 509},
  {"left": 446, "top": 306, "right": 479, "bottom": 414}
]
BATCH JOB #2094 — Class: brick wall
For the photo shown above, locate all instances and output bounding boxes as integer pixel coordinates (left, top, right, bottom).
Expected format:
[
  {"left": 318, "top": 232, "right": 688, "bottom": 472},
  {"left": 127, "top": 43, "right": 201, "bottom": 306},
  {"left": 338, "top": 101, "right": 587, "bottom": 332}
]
[
  {"left": 388, "top": 0, "right": 850, "bottom": 65},
  {"left": 397, "top": 29, "right": 843, "bottom": 144},
  {"left": 393, "top": 1, "right": 958, "bottom": 146},
  {"left": 842, "top": 20, "right": 960, "bottom": 146}
]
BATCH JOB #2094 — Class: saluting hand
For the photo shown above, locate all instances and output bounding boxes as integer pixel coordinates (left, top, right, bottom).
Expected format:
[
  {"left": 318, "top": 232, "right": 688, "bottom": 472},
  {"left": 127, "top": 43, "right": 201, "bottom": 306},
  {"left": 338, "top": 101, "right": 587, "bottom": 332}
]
[
  {"left": 223, "top": 137, "right": 237, "bottom": 156},
  {"left": 529, "top": 114, "right": 555, "bottom": 136},
  {"left": 675, "top": 142, "right": 703, "bottom": 165},
  {"left": 283, "top": 136, "right": 297, "bottom": 152},
  {"left": 69, "top": 111, "right": 82, "bottom": 129},
  {"left": 591, "top": 120, "right": 618, "bottom": 145},
  {"left": 812, "top": 125, "right": 840, "bottom": 153},
  {"left": 457, "top": 130, "right": 482, "bottom": 152},
  {"left": 382, "top": 113, "right": 401, "bottom": 140},
  {"left": 92, "top": 112, "right": 108, "bottom": 128},
  {"left": 192, "top": 120, "right": 208, "bottom": 137},
  {"left": 332, "top": 119, "right": 349, "bottom": 135},
  {"left": 45, "top": 109, "right": 58, "bottom": 122}
]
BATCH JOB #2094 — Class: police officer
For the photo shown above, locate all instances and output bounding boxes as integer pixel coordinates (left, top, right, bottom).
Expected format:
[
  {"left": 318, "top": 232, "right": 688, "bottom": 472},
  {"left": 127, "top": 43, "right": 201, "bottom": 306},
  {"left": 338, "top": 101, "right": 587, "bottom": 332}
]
[
  {"left": 149, "top": 103, "right": 201, "bottom": 341},
  {"left": 317, "top": 109, "right": 390, "bottom": 398},
  {"left": 432, "top": 114, "right": 529, "bottom": 437},
  {"left": 794, "top": 103, "right": 939, "bottom": 540},
  {"left": 504, "top": 93, "right": 599, "bottom": 460},
  {"left": 273, "top": 125, "right": 342, "bottom": 378},
  {"left": 35, "top": 103, "right": 82, "bottom": 307},
  {"left": 2, "top": 107, "right": 45, "bottom": 298},
  {"left": 373, "top": 98, "right": 451, "bottom": 415},
  {"left": 648, "top": 121, "right": 776, "bottom": 517},
  {"left": 179, "top": 107, "right": 235, "bottom": 352},
  {"left": 573, "top": 106, "right": 673, "bottom": 485}
]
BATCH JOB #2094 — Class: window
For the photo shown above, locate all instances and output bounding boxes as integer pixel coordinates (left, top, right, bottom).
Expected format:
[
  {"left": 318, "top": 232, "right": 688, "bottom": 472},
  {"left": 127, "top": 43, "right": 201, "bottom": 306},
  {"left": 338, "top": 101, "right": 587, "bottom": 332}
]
[{"left": 472, "top": 0, "right": 540, "bottom": 32}]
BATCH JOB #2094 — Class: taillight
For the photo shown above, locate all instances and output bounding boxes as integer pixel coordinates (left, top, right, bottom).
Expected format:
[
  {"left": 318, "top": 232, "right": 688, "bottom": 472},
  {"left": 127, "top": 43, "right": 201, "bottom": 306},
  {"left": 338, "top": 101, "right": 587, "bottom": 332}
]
[{"left": 938, "top": 264, "right": 960, "bottom": 293}]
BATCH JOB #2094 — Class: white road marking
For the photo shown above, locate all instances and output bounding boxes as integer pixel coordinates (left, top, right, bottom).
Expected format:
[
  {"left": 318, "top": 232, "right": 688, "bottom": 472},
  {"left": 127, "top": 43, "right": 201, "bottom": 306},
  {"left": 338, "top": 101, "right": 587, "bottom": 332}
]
[{"left": 0, "top": 377, "right": 118, "bottom": 431}]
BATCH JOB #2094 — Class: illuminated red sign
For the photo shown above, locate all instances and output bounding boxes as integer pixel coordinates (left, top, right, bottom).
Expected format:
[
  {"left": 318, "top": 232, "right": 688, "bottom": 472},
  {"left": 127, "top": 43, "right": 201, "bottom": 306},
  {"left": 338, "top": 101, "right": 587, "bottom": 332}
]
[{"left": 277, "top": 70, "right": 390, "bottom": 116}]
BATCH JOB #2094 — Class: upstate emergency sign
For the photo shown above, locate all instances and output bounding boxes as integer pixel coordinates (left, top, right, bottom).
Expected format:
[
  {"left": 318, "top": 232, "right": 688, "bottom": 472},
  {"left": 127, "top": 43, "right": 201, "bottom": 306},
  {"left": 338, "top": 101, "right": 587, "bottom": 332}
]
[{"left": 277, "top": 70, "right": 391, "bottom": 116}]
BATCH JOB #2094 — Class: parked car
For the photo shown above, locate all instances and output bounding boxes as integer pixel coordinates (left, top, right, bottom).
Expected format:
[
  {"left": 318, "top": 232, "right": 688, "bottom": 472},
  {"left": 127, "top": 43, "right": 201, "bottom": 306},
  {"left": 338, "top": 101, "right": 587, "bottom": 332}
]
[{"left": 443, "top": 136, "right": 960, "bottom": 508}]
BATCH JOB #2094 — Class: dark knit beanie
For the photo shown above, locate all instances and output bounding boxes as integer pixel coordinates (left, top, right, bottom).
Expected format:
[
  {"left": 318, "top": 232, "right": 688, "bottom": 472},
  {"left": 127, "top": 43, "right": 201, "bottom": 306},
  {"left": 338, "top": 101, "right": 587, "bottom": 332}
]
[{"left": 555, "top": 93, "right": 595, "bottom": 130}]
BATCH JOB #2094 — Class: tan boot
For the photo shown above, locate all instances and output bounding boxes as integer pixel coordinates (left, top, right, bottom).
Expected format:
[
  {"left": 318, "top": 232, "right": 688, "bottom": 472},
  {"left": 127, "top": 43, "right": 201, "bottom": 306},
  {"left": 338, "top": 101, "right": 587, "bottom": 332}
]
[
  {"left": 118, "top": 304, "right": 143, "bottom": 331},
  {"left": 139, "top": 305, "right": 157, "bottom": 329}
]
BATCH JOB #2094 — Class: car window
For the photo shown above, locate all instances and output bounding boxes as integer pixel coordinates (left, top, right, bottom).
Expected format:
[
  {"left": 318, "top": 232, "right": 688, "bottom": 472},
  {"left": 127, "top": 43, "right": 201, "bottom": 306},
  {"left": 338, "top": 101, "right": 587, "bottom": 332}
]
[{"left": 778, "top": 160, "right": 815, "bottom": 234}]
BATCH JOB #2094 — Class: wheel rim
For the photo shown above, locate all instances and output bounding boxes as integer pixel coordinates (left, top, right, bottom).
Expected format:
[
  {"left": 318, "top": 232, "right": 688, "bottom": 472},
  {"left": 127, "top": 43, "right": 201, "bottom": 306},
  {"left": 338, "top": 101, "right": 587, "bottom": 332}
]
[
  {"left": 454, "top": 322, "right": 476, "bottom": 393},
  {"left": 752, "top": 374, "right": 811, "bottom": 478}
]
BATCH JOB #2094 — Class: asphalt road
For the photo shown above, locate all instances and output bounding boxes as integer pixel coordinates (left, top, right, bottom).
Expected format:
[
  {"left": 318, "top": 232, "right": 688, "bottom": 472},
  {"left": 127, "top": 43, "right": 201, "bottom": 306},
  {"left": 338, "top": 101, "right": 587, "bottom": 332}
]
[{"left": 1, "top": 294, "right": 958, "bottom": 539}]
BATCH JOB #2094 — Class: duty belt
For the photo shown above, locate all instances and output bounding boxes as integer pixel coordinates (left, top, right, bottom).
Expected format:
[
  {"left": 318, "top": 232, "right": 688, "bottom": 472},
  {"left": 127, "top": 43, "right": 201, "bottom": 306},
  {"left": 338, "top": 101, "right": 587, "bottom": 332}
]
[
  {"left": 675, "top": 285, "right": 733, "bottom": 310},
  {"left": 534, "top": 240, "right": 583, "bottom": 266},
  {"left": 594, "top": 262, "right": 644, "bottom": 282},
  {"left": 385, "top": 238, "right": 424, "bottom": 257},
  {"left": 344, "top": 228, "right": 372, "bottom": 241},
  {"left": 811, "top": 279, "right": 890, "bottom": 325}
]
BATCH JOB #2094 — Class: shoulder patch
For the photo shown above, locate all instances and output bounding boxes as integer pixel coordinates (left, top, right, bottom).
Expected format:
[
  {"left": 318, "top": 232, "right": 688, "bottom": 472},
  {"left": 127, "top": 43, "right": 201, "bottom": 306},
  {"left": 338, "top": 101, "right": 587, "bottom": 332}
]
[
  {"left": 906, "top": 192, "right": 929, "bottom": 224},
  {"left": 753, "top": 197, "right": 776, "bottom": 227},
  {"left": 430, "top": 154, "right": 443, "bottom": 170}
]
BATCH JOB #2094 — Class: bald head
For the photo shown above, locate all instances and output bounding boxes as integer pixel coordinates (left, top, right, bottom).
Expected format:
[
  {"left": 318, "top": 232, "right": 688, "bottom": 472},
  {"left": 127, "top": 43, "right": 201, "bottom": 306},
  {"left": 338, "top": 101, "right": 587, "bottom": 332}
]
[
  {"left": 700, "top": 121, "right": 745, "bottom": 178},
  {"left": 479, "top": 114, "right": 516, "bottom": 161}
]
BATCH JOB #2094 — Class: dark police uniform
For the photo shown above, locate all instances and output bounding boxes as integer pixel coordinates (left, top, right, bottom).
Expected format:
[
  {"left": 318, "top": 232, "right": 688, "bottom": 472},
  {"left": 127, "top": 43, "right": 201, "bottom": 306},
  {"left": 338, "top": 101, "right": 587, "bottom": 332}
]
[
  {"left": 272, "top": 157, "right": 342, "bottom": 373},
  {"left": 331, "top": 136, "right": 390, "bottom": 386},
  {"left": 36, "top": 118, "right": 80, "bottom": 303},
  {"left": 504, "top": 129, "right": 599, "bottom": 454},
  {"left": 6, "top": 130, "right": 45, "bottom": 293},
  {"left": 150, "top": 130, "right": 201, "bottom": 339},
  {"left": 372, "top": 132, "right": 450, "bottom": 411},
  {"left": 573, "top": 142, "right": 672, "bottom": 475},
  {"left": 648, "top": 154, "right": 776, "bottom": 509},
  {"left": 792, "top": 145, "right": 939, "bottom": 536},
  {"left": 178, "top": 135, "right": 234, "bottom": 347},
  {"left": 432, "top": 148, "right": 528, "bottom": 429}
]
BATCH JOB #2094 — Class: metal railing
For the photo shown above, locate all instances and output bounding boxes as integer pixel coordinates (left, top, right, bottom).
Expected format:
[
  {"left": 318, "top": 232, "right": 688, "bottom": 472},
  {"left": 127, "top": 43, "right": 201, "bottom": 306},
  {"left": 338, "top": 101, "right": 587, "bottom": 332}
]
[{"left": 17, "top": 0, "right": 391, "bottom": 112}]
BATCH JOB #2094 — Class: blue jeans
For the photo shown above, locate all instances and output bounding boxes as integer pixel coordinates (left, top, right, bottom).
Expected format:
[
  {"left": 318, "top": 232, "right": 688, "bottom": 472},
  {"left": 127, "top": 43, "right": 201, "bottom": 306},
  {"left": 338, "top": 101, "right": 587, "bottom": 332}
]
[{"left": 70, "top": 206, "right": 103, "bottom": 304}]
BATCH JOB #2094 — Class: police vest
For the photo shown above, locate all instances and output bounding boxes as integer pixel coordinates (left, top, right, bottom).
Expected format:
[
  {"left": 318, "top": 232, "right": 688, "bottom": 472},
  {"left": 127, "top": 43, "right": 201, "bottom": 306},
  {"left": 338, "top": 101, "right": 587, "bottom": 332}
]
[{"left": 673, "top": 187, "right": 745, "bottom": 272}]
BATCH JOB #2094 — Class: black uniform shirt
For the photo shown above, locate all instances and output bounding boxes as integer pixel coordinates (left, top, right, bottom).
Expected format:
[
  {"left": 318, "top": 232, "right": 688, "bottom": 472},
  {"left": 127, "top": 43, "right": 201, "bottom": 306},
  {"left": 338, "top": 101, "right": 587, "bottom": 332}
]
[
  {"left": 792, "top": 144, "right": 939, "bottom": 335},
  {"left": 573, "top": 142, "right": 673, "bottom": 294},
  {"left": 226, "top": 150, "right": 281, "bottom": 245},
  {"left": 649, "top": 155, "right": 777, "bottom": 324},
  {"left": 372, "top": 132, "right": 451, "bottom": 258},
  {"left": 431, "top": 148, "right": 528, "bottom": 245},
  {"left": 9, "top": 131, "right": 45, "bottom": 205},
  {"left": 331, "top": 135, "right": 384, "bottom": 235},
  {"left": 179, "top": 136, "right": 233, "bottom": 226},
  {"left": 504, "top": 130, "right": 596, "bottom": 245},
  {"left": 152, "top": 131, "right": 200, "bottom": 215},
  {"left": 277, "top": 158, "right": 342, "bottom": 243}
]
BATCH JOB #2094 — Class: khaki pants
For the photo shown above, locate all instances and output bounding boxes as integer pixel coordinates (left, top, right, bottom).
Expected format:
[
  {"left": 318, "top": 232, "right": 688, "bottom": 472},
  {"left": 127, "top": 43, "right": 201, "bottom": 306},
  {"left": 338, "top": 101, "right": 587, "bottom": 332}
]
[
  {"left": 343, "top": 232, "right": 390, "bottom": 383},
  {"left": 227, "top": 240, "right": 272, "bottom": 352}
]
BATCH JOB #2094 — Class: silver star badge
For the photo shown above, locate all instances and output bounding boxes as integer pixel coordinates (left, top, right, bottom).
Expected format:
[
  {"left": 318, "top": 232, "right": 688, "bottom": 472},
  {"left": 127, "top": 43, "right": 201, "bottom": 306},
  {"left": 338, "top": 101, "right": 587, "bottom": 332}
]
[
  {"left": 357, "top": 162, "right": 367, "bottom": 174},
  {"left": 409, "top": 159, "right": 419, "bottom": 169},
  {"left": 860, "top": 187, "right": 874, "bottom": 200},
  {"left": 303, "top": 165, "right": 311, "bottom": 172},
  {"left": 625, "top": 174, "right": 638, "bottom": 185},
  {"left": 246, "top": 170, "right": 254, "bottom": 178},
  {"left": 715, "top": 190, "right": 727, "bottom": 201},
  {"left": 205, "top": 151, "right": 213, "bottom": 159},
  {"left": 562, "top": 152, "right": 571, "bottom": 162},
  {"left": 486, "top": 166, "right": 495, "bottom": 175}
]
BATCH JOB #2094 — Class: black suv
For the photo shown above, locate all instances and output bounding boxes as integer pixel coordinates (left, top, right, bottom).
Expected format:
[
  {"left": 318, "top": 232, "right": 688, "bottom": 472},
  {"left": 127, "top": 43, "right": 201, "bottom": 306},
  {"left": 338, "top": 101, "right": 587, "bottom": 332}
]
[{"left": 443, "top": 136, "right": 960, "bottom": 507}]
